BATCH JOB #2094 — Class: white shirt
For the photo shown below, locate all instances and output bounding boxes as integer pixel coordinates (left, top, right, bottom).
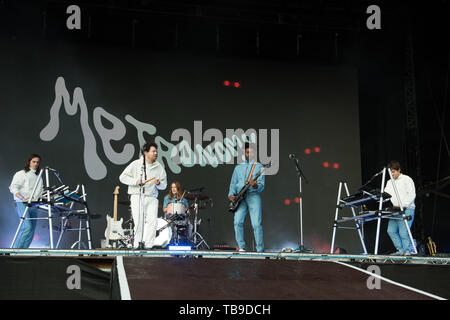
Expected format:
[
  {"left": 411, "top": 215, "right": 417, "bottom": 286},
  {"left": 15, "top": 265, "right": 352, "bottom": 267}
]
[
  {"left": 384, "top": 173, "right": 416, "bottom": 209},
  {"left": 119, "top": 157, "right": 167, "bottom": 197},
  {"left": 9, "top": 169, "right": 44, "bottom": 201}
]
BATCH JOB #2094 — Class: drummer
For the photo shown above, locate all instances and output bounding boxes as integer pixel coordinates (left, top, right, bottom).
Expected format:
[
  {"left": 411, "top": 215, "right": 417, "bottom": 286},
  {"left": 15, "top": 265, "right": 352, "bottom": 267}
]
[{"left": 162, "top": 181, "right": 190, "bottom": 218}]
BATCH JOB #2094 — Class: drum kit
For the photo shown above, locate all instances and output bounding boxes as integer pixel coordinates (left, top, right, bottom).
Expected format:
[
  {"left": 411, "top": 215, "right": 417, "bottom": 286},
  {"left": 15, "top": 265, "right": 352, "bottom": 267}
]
[{"left": 118, "top": 190, "right": 212, "bottom": 250}]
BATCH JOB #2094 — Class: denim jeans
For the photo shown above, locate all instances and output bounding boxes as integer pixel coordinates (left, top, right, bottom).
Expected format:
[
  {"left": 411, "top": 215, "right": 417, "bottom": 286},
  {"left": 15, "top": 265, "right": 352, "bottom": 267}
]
[
  {"left": 14, "top": 202, "right": 38, "bottom": 249},
  {"left": 233, "top": 193, "right": 264, "bottom": 252},
  {"left": 387, "top": 208, "right": 415, "bottom": 253}
]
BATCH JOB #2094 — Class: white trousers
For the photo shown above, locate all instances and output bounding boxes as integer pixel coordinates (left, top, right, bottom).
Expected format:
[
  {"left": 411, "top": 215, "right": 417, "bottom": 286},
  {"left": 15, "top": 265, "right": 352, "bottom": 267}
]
[{"left": 130, "top": 194, "right": 158, "bottom": 248}]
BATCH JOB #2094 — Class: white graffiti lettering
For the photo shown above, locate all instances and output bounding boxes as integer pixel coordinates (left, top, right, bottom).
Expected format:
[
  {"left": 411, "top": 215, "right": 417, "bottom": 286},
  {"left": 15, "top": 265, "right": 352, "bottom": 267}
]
[{"left": 40, "top": 77, "right": 279, "bottom": 180}]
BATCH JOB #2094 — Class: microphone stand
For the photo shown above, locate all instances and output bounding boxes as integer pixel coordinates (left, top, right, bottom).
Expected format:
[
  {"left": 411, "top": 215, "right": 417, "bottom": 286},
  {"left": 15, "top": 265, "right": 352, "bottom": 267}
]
[
  {"left": 290, "top": 156, "right": 312, "bottom": 253},
  {"left": 137, "top": 153, "right": 146, "bottom": 250},
  {"left": 358, "top": 169, "right": 383, "bottom": 192}
]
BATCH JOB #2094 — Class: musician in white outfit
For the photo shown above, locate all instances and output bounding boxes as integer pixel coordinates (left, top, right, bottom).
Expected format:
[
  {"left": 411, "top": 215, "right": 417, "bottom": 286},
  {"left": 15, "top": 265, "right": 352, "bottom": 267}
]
[
  {"left": 119, "top": 142, "right": 167, "bottom": 249},
  {"left": 384, "top": 160, "right": 416, "bottom": 255},
  {"left": 9, "top": 154, "right": 44, "bottom": 248}
]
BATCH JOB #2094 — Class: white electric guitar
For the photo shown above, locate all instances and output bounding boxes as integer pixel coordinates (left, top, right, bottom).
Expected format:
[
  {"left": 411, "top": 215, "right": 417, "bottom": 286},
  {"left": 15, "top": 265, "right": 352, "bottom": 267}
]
[{"left": 105, "top": 186, "right": 125, "bottom": 244}]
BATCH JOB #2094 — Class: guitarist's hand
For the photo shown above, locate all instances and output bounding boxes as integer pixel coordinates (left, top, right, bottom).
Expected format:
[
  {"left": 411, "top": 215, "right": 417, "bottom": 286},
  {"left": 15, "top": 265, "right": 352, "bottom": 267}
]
[
  {"left": 229, "top": 195, "right": 236, "bottom": 201},
  {"left": 251, "top": 180, "right": 258, "bottom": 189}
]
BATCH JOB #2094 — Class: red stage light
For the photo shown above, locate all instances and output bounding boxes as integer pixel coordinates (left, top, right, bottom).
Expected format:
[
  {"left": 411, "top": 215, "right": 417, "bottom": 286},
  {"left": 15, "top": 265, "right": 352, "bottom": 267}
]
[
  {"left": 233, "top": 82, "right": 241, "bottom": 88},
  {"left": 294, "top": 197, "right": 300, "bottom": 203},
  {"left": 333, "top": 163, "right": 340, "bottom": 169},
  {"left": 323, "top": 162, "right": 330, "bottom": 168},
  {"left": 314, "top": 147, "right": 321, "bottom": 153},
  {"left": 304, "top": 148, "right": 311, "bottom": 155},
  {"left": 284, "top": 199, "right": 291, "bottom": 205},
  {"left": 223, "top": 80, "right": 230, "bottom": 87}
]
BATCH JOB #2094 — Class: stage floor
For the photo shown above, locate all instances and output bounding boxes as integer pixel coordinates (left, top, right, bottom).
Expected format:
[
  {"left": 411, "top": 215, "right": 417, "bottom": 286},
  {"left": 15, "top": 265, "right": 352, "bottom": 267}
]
[{"left": 1, "top": 248, "right": 449, "bottom": 300}]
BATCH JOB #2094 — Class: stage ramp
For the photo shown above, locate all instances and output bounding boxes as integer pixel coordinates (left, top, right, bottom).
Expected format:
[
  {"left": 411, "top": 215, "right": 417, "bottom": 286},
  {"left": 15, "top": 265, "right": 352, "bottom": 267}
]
[{"left": 112, "top": 256, "right": 446, "bottom": 300}]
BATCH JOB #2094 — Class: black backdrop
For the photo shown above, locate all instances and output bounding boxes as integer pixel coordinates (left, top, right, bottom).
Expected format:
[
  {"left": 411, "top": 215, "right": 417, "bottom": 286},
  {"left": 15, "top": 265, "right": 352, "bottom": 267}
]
[
  {"left": 0, "top": 31, "right": 362, "bottom": 253},
  {"left": 1, "top": 0, "right": 449, "bottom": 254}
]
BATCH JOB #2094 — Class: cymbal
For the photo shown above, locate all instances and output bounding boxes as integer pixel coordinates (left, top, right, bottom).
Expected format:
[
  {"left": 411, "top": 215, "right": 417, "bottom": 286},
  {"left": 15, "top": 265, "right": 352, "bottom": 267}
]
[{"left": 184, "top": 193, "right": 210, "bottom": 201}]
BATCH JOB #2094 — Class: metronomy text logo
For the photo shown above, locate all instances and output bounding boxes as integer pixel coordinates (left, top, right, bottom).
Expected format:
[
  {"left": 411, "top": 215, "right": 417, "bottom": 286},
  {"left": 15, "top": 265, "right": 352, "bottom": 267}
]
[{"left": 40, "top": 77, "right": 279, "bottom": 180}]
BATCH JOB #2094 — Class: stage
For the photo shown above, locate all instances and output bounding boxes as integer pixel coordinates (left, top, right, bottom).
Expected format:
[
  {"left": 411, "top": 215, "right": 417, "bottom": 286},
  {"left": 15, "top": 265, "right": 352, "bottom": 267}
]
[
  {"left": 0, "top": 248, "right": 449, "bottom": 301},
  {"left": 1, "top": 1, "right": 450, "bottom": 307}
]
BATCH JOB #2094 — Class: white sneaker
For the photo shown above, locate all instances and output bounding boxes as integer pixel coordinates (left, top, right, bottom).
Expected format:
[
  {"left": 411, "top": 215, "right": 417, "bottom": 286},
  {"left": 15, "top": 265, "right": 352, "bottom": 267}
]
[{"left": 239, "top": 249, "right": 246, "bottom": 252}]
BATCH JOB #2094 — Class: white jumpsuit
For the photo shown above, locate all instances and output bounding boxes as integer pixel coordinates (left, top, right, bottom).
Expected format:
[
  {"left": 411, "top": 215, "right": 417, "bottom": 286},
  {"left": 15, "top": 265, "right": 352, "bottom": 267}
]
[{"left": 119, "top": 158, "right": 167, "bottom": 248}]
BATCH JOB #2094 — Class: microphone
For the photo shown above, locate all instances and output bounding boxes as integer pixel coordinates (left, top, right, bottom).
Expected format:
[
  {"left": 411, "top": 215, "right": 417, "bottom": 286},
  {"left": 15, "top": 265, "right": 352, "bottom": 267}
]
[
  {"left": 289, "top": 153, "right": 309, "bottom": 183},
  {"left": 289, "top": 154, "right": 299, "bottom": 164},
  {"left": 373, "top": 168, "right": 384, "bottom": 178}
]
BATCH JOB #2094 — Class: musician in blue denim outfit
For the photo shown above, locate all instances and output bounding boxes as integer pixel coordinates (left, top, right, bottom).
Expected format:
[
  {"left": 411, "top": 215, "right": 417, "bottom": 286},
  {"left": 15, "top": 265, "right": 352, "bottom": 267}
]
[{"left": 228, "top": 144, "right": 265, "bottom": 252}]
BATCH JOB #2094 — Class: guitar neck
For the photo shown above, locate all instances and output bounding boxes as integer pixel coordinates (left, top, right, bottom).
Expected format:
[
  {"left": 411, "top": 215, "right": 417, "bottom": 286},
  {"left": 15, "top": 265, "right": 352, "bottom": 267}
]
[
  {"left": 113, "top": 186, "right": 120, "bottom": 222},
  {"left": 236, "top": 163, "right": 269, "bottom": 197},
  {"left": 113, "top": 194, "right": 118, "bottom": 221},
  {"left": 243, "top": 170, "right": 264, "bottom": 190}
]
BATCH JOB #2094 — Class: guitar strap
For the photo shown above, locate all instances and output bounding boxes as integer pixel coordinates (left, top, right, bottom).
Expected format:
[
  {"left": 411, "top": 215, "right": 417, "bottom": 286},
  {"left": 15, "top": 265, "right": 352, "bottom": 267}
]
[{"left": 247, "top": 162, "right": 258, "bottom": 183}]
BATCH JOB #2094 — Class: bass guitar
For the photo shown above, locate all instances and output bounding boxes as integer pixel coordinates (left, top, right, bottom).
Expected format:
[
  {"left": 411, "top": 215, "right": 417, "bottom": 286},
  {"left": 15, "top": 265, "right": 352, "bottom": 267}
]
[{"left": 228, "top": 162, "right": 271, "bottom": 213}]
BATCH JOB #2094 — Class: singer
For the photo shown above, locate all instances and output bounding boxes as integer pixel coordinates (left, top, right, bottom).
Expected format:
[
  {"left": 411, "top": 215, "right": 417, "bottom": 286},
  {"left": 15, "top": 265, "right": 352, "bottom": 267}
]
[
  {"left": 9, "top": 154, "right": 44, "bottom": 248},
  {"left": 228, "top": 142, "right": 265, "bottom": 252},
  {"left": 119, "top": 142, "right": 167, "bottom": 249}
]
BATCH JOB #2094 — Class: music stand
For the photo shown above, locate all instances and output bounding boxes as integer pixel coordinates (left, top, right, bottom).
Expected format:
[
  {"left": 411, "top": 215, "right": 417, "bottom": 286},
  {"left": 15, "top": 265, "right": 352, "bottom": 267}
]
[
  {"left": 55, "top": 184, "right": 93, "bottom": 250},
  {"left": 330, "top": 181, "right": 369, "bottom": 254}
]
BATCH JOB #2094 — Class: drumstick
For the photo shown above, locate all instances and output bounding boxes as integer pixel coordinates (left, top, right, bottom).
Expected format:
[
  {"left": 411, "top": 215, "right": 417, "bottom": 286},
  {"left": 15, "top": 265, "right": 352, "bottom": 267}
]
[
  {"left": 142, "top": 177, "right": 155, "bottom": 184},
  {"left": 138, "top": 177, "right": 155, "bottom": 187},
  {"left": 179, "top": 190, "right": 190, "bottom": 214}
]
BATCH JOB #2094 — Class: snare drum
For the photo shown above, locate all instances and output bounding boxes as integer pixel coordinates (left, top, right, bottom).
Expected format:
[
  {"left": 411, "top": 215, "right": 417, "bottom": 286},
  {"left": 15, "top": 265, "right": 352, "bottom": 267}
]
[
  {"left": 167, "top": 202, "right": 187, "bottom": 215},
  {"left": 153, "top": 218, "right": 172, "bottom": 248}
]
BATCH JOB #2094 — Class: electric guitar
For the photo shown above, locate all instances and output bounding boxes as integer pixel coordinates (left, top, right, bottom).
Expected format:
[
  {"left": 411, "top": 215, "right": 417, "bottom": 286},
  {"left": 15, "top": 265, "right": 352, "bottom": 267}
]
[
  {"left": 105, "top": 186, "right": 125, "bottom": 243},
  {"left": 228, "top": 162, "right": 271, "bottom": 213}
]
